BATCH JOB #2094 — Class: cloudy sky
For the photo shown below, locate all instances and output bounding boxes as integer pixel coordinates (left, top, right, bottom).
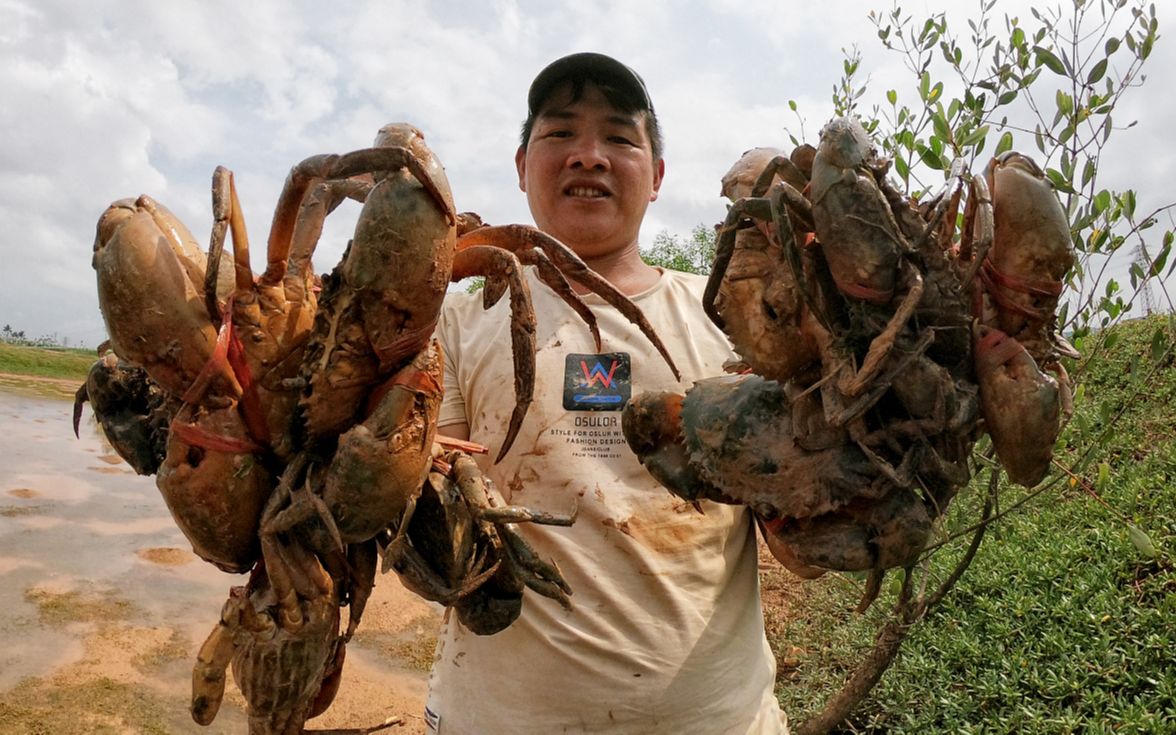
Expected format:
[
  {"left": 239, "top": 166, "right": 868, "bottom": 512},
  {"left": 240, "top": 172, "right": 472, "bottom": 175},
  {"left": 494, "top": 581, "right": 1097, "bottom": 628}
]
[{"left": 2, "top": 0, "right": 1170, "bottom": 348}]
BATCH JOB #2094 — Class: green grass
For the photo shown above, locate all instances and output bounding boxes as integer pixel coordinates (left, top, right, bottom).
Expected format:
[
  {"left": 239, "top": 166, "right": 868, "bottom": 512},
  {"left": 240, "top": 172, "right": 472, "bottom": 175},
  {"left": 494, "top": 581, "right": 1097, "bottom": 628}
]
[
  {"left": 0, "top": 342, "right": 96, "bottom": 381},
  {"left": 767, "top": 314, "right": 1176, "bottom": 733}
]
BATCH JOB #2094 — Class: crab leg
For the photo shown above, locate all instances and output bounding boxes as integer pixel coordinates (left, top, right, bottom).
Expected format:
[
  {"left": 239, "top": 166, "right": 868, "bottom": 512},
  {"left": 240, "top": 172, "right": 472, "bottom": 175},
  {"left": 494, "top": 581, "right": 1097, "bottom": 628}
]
[
  {"left": 450, "top": 245, "right": 536, "bottom": 462},
  {"left": 840, "top": 264, "right": 925, "bottom": 397},
  {"left": 285, "top": 176, "right": 373, "bottom": 304},
  {"left": 958, "top": 173, "right": 993, "bottom": 285},
  {"left": 190, "top": 591, "right": 244, "bottom": 726},
  {"left": 483, "top": 248, "right": 602, "bottom": 350},
  {"left": 457, "top": 224, "right": 681, "bottom": 381},
  {"left": 452, "top": 456, "right": 574, "bottom": 604},
  {"left": 264, "top": 146, "right": 454, "bottom": 287}
]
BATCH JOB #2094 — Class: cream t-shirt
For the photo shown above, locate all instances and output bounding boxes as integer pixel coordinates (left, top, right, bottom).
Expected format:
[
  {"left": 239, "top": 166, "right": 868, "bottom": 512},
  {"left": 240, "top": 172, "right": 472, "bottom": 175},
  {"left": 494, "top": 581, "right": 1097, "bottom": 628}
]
[{"left": 425, "top": 267, "right": 787, "bottom": 734}]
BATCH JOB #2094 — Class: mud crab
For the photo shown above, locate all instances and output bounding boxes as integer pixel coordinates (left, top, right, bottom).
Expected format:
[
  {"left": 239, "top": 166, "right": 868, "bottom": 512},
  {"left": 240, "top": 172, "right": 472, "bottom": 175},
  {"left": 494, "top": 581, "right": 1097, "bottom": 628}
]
[
  {"left": 380, "top": 446, "right": 575, "bottom": 635},
  {"left": 83, "top": 121, "right": 678, "bottom": 731},
  {"left": 624, "top": 117, "right": 1077, "bottom": 605}
]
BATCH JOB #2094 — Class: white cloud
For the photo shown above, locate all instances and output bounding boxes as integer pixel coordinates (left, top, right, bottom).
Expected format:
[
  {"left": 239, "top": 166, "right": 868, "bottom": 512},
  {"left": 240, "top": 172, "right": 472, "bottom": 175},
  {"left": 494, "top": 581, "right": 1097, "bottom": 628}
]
[{"left": 0, "top": 0, "right": 1171, "bottom": 346}]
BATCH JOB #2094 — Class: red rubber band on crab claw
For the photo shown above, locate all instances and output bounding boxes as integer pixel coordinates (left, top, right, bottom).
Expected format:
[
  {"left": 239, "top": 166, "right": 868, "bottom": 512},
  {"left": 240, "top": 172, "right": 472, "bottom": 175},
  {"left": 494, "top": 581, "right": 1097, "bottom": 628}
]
[
  {"left": 369, "top": 318, "right": 439, "bottom": 372},
  {"left": 980, "top": 258, "right": 1061, "bottom": 321},
  {"left": 437, "top": 435, "right": 490, "bottom": 455},
  {"left": 169, "top": 418, "right": 264, "bottom": 454},
  {"left": 179, "top": 296, "right": 270, "bottom": 450},
  {"left": 834, "top": 278, "right": 894, "bottom": 305},
  {"left": 224, "top": 316, "right": 271, "bottom": 448},
  {"left": 982, "top": 258, "right": 1065, "bottom": 297},
  {"left": 761, "top": 516, "right": 789, "bottom": 535},
  {"left": 181, "top": 305, "right": 237, "bottom": 406},
  {"left": 975, "top": 327, "right": 1027, "bottom": 372},
  {"left": 362, "top": 360, "right": 444, "bottom": 417}
]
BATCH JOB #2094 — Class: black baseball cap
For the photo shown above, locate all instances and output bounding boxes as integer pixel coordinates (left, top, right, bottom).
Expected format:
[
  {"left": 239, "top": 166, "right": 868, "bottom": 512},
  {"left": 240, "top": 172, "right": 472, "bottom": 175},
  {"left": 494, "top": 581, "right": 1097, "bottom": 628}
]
[{"left": 527, "top": 52, "right": 654, "bottom": 116}]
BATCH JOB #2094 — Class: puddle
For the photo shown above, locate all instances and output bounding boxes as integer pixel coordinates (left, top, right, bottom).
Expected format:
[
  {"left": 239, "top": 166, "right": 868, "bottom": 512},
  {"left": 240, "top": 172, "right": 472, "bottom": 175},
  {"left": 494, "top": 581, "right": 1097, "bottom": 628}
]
[{"left": 0, "top": 388, "right": 436, "bottom": 734}]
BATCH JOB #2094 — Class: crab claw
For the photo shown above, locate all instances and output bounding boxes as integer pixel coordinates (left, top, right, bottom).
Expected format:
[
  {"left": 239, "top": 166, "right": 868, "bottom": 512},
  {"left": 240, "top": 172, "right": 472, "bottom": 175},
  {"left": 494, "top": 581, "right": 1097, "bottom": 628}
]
[
  {"left": 621, "top": 391, "right": 737, "bottom": 505},
  {"left": 973, "top": 323, "right": 1061, "bottom": 487}
]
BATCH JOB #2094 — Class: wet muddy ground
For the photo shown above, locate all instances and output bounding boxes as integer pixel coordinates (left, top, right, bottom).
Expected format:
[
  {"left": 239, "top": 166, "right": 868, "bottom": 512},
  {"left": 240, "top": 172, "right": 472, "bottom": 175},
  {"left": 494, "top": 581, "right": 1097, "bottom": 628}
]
[{"left": 0, "top": 387, "right": 439, "bottom": 734}]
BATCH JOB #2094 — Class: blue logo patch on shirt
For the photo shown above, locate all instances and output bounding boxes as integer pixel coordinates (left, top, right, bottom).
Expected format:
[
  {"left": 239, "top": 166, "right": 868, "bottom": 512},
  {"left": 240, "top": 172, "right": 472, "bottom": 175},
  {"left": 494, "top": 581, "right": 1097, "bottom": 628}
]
[{"left": 563, "top": 352, "right": 631, "bottom": 411}]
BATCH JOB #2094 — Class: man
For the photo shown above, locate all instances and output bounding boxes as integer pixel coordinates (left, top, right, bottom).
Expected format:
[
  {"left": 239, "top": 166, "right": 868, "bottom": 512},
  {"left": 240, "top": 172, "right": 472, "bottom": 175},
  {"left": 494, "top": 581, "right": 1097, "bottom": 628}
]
[{"left": 425, "top": 52, "right": 788, "bottom": 734}]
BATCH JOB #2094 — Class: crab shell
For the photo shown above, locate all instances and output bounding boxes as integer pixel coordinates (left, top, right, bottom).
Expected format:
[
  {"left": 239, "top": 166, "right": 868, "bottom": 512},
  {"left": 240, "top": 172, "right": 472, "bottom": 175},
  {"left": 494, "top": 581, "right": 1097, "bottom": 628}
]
[
  {"left": 983, "top": 152, "right": 1075, "bottom": 359},
  {"left": 155, "top": 406, "right": 273, "bottom": 573},
  {"left": 974, "top": 324, "right": 1061, "bottom": 487},
  {"left": 769, "top": 486, "right": 933, "bottom": 571},
  {"left": 230, "top": 581, "right": 343, "bottom": 733},
  {"left": 93, "top": 196, "right": 235, "bottom": 398},
  {"left": 75, "top": 354, "right": 175, "bottom": 476},
  {"left": 678, "top": 374, "right": 894, "bottom": 518},
  {"left": 323, "top": 341, "right": 444, "bottom": 544},
  {"left": 300, "top": 124, "right": 456, "bottom": 441},
  {"left": 809, "top": 117, "right": 904, "bottom": 304},
  {"left": 712, "top": 225, "right": 820, "bottom": 383}
]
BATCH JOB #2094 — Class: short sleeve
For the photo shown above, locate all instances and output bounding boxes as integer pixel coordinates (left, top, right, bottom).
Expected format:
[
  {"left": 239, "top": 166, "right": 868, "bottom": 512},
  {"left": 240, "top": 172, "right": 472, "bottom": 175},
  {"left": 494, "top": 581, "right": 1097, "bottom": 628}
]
[{"left": 434, "top": 299, "right": 468, "bottom": 429}]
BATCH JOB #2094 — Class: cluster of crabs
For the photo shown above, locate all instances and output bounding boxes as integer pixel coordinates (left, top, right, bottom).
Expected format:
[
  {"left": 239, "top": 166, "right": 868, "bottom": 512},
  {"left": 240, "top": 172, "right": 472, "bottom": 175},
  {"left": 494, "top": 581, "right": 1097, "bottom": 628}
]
[
  {"left": 77, "top": 123, "right": 677, "bottom": 733},
  {"left": 77, "top": 114, "right": 1076, "bottom": 731},
  {"left": 623, "top": 116, "right": 1077, "bottom": 606}
]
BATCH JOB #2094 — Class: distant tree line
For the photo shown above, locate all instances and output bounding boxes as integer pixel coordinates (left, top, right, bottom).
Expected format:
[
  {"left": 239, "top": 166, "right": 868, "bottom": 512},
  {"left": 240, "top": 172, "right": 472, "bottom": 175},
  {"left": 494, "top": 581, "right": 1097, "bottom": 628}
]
[{"left": 1, "top": 324, "right": 71, "bottom": 348}]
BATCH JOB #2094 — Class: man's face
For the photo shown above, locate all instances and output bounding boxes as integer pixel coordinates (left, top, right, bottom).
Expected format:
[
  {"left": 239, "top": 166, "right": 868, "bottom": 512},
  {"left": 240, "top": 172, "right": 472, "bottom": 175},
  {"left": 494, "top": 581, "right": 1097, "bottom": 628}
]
[{"left": 515, "top": 82, "right": 664, "bottom": 261}]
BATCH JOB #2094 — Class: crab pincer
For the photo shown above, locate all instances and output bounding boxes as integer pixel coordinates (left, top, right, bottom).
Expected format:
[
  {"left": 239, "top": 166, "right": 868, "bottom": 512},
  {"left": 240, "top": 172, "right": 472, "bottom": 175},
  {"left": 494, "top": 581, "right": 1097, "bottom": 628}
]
[{"left": 973, "top": 323, "right": 1062, "bottom": 487}]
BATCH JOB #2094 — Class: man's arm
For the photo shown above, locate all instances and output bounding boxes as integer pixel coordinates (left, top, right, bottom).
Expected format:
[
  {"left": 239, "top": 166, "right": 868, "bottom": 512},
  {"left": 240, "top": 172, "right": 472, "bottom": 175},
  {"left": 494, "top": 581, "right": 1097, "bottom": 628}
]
[{"left": 438, "top": 422, "right": 471, "bottom": 441}]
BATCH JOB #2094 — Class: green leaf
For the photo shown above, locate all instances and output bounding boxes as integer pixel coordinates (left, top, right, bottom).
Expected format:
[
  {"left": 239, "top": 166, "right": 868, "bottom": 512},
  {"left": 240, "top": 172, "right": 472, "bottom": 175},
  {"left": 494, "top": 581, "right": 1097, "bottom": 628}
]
[
  {"left": 1045, "top": 167, "right": 1076, "bottom": 194},
  {"left": 888, "top": 575, "right": 903, "bottom": 598},
  {"left": 895, "top": 152, "right": 910, "bottom": 180},
  {"left": 1082, "top": 159, "right": 1096, "bottom": 187},
  {"left": 1097, "top": 462, "right": 1110, "bottom": 489},
  {"left": 1087, "top": 58, "right": 1108, "bottom": 85},
  {"left": 1055, "top": 89, "right": 1073, "bottom": 116},
  {"left": 1151, "top": 241, "right": 1170, "bottom": 276},
  {"left": 1105, "top": 37, "right": 1120, "bottom": 56},
  {"left": 1034, "top": 46, "right": 1066, "bottom": 75},
  {"left": 998, "top": 89, "right": 1018, "bottom": 105},
  {"left": 1122, "top": 190, "right": 1137, "bottom": 218},
  {"left": 995, "top": 131, "right": 1014, "bottom": 156},
  {"left": 959, "top": 125, "right": 989, "bottom": 147},
  {"left": 886, "top": 89, "right": 897, "bottom": 105},
  {"left": 918, "top": 145, "right": 946, "bottom": 170},
  {"left": 932, "top": 110, "right": 951, "bottom": 143},
  {"left": 1151, "top": 327, "right": 1168, "bottom": 361},
  {"left": 1127, "top": 524, "right": 1158, "bottom": 559}
]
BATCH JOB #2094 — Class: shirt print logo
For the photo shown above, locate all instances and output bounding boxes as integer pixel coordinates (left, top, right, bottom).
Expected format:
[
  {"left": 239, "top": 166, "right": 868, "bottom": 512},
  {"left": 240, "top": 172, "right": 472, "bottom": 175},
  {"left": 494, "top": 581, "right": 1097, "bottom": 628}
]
[
  {"left": 581, "top": 359, "right": 619, "bottom": 388},
  {"left": 563, "top": 352, "right": 631, "bottom": 411}
]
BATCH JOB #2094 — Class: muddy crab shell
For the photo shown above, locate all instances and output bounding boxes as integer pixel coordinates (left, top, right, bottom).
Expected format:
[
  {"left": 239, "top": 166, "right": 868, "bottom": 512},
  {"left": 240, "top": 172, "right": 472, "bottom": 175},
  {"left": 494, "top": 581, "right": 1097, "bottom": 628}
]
[
  {"left": 78, "top": 355, "right": 173, "bottom": 476},
  {"left": 714, "top": 227, "right": 819, "bottom": 383},
  {"left": 455, "top": 568, "right": 525, "bottom": 636},
  {"left": 772, "top": 488, "right": 933, "bottom": 572},
  {"left": 679, "top": 375, "right": 893, "bottom": 519}
]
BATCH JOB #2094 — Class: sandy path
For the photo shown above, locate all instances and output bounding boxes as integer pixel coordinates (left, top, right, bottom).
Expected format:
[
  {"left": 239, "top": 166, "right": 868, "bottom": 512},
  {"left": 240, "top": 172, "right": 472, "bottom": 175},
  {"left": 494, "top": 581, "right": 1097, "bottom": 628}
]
[{"left": 0, "top": 388, "right": 440, "bottom": 733}]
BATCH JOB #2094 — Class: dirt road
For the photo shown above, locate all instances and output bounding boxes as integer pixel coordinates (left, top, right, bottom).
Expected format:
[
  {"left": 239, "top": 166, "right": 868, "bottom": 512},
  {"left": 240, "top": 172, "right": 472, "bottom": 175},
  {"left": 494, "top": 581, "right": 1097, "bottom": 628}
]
[{"left": 0, "top": 387, "right": 439, "bottom": 733}]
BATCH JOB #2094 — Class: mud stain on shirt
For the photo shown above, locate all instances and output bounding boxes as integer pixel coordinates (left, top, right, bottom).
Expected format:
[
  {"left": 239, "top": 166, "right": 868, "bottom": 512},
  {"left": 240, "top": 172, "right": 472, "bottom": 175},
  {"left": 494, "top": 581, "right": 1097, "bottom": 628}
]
[{"left": 615, "top": 513, "right": 702, "bottom": 555}]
